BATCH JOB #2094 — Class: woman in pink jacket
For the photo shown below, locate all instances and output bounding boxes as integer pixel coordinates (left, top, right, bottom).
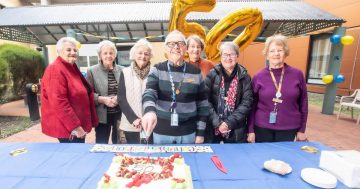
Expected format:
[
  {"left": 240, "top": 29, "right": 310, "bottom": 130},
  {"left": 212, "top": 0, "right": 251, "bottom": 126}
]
[{"left": 41, "top": 37, "right": 98, "bottom": 143}]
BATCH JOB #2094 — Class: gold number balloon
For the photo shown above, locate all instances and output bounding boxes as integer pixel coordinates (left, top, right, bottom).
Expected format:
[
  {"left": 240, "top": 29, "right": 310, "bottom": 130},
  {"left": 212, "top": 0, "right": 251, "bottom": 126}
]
[
  {"left": 205, "top": 8, "right": 263, "bottom": 61},
  {"left": 168, "top": 0, "right": 263, "bottom": 62},
  {"left": 168, "top": 0, "right": 216, "bottom": 40}
]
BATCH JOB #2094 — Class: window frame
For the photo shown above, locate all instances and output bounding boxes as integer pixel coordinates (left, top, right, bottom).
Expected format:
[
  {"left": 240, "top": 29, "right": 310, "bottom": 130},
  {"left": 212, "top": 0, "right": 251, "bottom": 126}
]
[{"left": 307, "top": 33, "right": 332, "bottom": 85}]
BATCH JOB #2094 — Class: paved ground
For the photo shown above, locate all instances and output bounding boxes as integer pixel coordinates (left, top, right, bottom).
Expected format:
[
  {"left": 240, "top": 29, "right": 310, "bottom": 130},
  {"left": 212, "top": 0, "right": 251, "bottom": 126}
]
[{"left": 0, "top": 100, "right": 359, "bottom": 151}]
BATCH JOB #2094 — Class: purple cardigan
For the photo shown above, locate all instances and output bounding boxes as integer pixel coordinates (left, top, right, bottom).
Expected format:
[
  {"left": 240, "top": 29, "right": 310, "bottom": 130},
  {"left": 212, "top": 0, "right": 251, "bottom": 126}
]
[{"left": 248, "top": 64, "right": 308, "bottom": 133}]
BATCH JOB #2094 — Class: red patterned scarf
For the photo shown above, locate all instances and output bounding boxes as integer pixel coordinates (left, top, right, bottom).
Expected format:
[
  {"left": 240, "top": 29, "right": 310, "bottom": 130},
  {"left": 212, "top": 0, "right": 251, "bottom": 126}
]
[
  {"left": 215, "top": 74, "right": 238, "bottom": 138},
  {"left": 221, "top": 75, "right": 238, "bottom": 112}
]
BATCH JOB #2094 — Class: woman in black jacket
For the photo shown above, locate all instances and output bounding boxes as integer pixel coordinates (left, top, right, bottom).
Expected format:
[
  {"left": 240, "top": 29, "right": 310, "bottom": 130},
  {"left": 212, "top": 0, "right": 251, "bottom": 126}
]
[{"left": 205, "top": 42, "right": 253, "bottom": 143}]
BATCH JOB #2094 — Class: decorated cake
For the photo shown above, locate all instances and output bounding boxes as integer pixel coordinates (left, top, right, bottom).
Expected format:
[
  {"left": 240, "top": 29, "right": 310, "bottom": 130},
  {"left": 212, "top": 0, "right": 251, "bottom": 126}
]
[{"left": 97, "top": 153, "right": 193, "bottom": 189}]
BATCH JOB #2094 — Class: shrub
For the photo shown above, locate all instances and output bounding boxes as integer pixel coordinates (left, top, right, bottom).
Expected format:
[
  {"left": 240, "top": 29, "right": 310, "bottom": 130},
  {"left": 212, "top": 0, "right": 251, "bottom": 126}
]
[
  {"left": 0, "top": 44, "right": 45, "bottom": 99},
  {"left": 0, "top": 58, "right": 10, "bottom": 96}
]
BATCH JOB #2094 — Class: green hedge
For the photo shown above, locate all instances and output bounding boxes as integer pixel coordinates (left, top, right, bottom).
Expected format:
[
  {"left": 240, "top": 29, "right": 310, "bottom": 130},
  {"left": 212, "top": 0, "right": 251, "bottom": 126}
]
[
  {"left": 0, "top": 58, "right": 10, "bottom": 97},
  {"left": 0, "top": 44, "right": 45, "bottom": 100}
]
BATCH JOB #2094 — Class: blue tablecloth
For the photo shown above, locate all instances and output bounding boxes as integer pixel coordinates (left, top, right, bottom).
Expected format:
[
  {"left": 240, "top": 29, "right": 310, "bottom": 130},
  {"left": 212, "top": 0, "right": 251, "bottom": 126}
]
[{"left": 0, "top": 142, "right": 349, "bottom": 189}]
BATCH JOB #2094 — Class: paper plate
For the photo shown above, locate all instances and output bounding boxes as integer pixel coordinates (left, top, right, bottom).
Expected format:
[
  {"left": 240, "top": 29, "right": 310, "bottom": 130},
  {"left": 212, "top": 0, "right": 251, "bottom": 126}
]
[{"left": 301, "top": 168, "right": 337, "bottom": 188}]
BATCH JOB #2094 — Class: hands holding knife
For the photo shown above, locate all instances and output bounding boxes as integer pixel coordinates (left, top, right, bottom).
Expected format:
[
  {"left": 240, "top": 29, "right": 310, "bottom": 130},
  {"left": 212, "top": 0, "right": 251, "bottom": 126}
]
[
  {"left": 134, "top": 111, "right": 228, "bottom": 174},
  {"left": 141, "top": 112, "right": 157, "bottom": 141}
]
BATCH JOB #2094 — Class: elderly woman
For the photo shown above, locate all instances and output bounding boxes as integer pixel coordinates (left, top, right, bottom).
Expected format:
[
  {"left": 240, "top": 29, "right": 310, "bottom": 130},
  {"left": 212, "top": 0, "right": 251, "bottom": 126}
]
[
  {"left": 86, "top": 40, "right": 122, "bottom": 144},
  {"left": 205, "top": 42, "right": 253, "bottom": 143},
  {"left": 186, "top": 35, "right": 215, "bottom": 143},
  {"left": 117, "top": 39, "right": 153, "bottom": 144},
  {"left": 186, "top": 35, "right": 215, "bottom": 79},
  {"left": 247, "top": 34, "right": 308, "bottom": 143},
  {"left": 41, "top": 37, "right": 98, "bottom": 143}
]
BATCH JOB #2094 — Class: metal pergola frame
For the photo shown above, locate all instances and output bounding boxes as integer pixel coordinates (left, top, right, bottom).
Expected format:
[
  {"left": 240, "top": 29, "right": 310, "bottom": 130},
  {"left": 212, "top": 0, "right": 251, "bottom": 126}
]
[
  {"left": 0, "top": 19, "right": 344, "bottom": 46},
  {"left": 0, "top": 0, "right": 345, "bottom": 46}
]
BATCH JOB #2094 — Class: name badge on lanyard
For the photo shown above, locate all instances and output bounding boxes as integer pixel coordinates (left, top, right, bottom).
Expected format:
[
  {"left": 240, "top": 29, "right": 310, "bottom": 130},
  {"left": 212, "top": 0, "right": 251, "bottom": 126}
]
[
  {"left": 269, "top": 66, "right": 285, "bottom": 124},
  {"left": 170, "top": 102, "right": 178, "bottom": 126},
  {"left": 171, "top": 111, "right": 179, "bottom": 126},
  {"left": 269, "top": 111, "right": 277, "bottom": 124},
  {"left": 167, "top": 62, "right": 186, "bottom": 127}
]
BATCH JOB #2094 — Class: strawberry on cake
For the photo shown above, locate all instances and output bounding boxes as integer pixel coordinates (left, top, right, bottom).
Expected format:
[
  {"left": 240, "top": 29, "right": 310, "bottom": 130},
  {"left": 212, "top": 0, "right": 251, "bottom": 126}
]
[{"left": 97, "top": 153, "right": 193, "bottom": 189}]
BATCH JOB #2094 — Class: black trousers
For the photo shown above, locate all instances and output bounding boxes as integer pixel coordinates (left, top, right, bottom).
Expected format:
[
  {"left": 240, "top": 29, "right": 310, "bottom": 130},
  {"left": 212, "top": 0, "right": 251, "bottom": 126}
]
[
  {"left": 95, "top": 113, "right": 120, "bottom": 144},
  {"left": 254, "top": 126, "right": 298, "bottom": 143},
  {"left": 124, "top": 131, "right": 153, "bottom": 144},
  {"left": 58, "top": 138, "right": 85, "bottom": 143}
]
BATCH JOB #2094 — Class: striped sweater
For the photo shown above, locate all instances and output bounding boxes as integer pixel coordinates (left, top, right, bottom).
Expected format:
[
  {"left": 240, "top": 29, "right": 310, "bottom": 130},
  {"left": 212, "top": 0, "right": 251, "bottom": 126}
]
[{"left": 143, "top": 60, "right": 209, "bottom": 136}]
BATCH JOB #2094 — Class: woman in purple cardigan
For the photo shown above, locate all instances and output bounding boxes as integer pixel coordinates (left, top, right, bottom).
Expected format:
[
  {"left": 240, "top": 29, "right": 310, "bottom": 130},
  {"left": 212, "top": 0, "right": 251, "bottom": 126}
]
[{"left": 247, "top": 34, "right": 308, "bottom": 143}]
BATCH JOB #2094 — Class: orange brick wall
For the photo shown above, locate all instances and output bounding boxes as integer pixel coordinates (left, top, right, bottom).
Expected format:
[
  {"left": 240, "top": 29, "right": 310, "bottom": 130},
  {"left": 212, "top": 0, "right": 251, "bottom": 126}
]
[{"left": 241, "top": 0, "right": 360, "bottom": 95}]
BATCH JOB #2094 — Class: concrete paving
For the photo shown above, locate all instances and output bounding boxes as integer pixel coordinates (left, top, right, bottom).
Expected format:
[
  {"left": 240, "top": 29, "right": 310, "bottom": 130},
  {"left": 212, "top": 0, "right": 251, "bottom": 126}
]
[{"left": 0, "top": 100, "right": 359, "bottom": 151}]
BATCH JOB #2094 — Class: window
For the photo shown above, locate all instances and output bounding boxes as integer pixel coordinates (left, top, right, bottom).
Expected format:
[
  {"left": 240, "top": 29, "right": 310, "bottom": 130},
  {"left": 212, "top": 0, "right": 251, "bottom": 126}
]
[
  {"left": 89, "top": 56, "right": 98, "bottom": 66},
  {"left": 307, "top": 34, "right": 332, "bottom": 84},
  {"left": 76, "top": 56, "right": 88, "bottom": 68},
  {"left": 117, "top": 50, "right": 131, "bottom": 67}
]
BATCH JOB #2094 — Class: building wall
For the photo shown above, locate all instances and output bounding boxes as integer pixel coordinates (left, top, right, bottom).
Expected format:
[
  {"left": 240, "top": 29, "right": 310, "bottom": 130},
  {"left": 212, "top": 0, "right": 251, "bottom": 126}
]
[
  {"left": 240, "top": 0, "right": 360, "bottom": 96},
  {"left": 303, "top": 0, "right": 360, "bottom": 95},
  {"left": 304, "top": 0, "right": 360, "bottom": 28},
  {"left": 241, "top": 36, "right": 310, "bottom": 78}
]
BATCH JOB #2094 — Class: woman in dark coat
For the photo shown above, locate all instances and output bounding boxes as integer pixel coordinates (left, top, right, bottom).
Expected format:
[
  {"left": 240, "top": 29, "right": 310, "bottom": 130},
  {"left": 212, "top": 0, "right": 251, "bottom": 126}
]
[{"left": 205, "top": 42, "right": 253, "bottom": 143}]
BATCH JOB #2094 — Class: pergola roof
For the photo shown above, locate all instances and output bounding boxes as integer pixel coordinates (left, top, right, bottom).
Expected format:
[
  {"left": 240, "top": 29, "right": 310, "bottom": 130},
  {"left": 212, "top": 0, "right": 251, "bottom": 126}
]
[{"left": 0, "top": 0, "right": 345, "bottom": 45}]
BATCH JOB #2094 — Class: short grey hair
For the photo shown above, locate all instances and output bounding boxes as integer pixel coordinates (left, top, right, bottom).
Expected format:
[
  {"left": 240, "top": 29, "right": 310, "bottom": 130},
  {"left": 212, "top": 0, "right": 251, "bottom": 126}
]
[
  {"left": 263, "top": 34, "right": 290, "bottom": 56},
  {"left": 97, "top": 40, "right": 117, "bottom": 57},
  {"left": 220, "top": 42, "right": 240, "bottom": 56},
  {"left": 165, "top": 30, "right": 186, "bottom": 45},
  {"left": 129, "top": 38, "right": 154, "bottom": 60},
  {"left": 186, "top": 35, "right": 205, "bottom": 50},
  {"left": 56, "top": 37, "right": 77, "bottom": 54}
]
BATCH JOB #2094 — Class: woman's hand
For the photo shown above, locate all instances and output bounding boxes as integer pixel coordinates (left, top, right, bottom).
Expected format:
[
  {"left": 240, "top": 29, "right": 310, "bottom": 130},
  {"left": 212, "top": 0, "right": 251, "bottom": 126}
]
[
  {"left": 218, "top": 122, "right": 230, "bottom": 134},
  {"left": 132, "top": 118, "right": 141, "bottom": 129},
  {"left": 72, "top": 126, "right": 87, "bottom": 139},
  {"left": 195, "top": 136, "right": 204, "bottom": 144},
  {"left": 247, "top": 133, "right": 255, "bottom": 143},
  {"left": 110, "top": 96, "right": 118, "bottom": 106},
  {"left": 99, "top": 96, "right": 118, "bottom": 107},
  {"left": 296, "top": 132, "right": 308, "bottom": 142}
]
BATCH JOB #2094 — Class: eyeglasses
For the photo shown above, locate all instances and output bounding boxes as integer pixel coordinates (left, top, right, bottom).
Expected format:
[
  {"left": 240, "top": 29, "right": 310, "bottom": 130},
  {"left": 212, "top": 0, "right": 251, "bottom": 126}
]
[
  {"left": 269, "top": 49, "right": 285, "bottom": 54},
  {"left": 221, "top": 53, "right": 237, "bottom": 58},
  {"left": 166, "top": 41, "right": 186, "bottom": 48},
  {"left": 136, "top": 52, "right": 151, "bottom": 57}
]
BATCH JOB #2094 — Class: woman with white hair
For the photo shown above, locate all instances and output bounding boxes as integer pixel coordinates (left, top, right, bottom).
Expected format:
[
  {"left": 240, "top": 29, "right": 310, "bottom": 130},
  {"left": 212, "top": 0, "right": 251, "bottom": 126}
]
[
  {"left": 205, "top": 42, "right": 253, "bottom": 143},
  {"left": 41, "top": 37, "right": 99, "bottom": 143},
  {"left": 117, "top": 38, "right": 153, "bottom": 144},
  {"left": 247, "top": 34, "right": 308, "bottom": 143},
  {"left": 86, "top": 40, "right": 122, "bottom": 144}
]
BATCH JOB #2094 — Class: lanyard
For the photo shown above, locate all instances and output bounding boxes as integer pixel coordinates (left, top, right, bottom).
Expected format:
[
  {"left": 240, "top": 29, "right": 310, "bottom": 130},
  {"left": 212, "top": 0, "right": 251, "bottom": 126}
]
[
  {"left": 167, "top": 61, "right": 186, "bottom": 111},
  {"left": 269, "top": 66, "right": 285, "bottom": 99}
]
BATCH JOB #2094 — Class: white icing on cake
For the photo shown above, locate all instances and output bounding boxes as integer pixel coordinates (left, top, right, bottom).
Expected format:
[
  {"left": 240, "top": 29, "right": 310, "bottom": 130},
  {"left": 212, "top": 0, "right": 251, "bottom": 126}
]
[{"left": 97, "top": 154, "right": 193, "bottom": 189}]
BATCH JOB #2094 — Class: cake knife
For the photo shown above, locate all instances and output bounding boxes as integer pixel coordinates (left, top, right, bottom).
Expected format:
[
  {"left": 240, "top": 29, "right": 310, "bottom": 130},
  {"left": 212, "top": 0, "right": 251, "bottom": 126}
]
[
  {"left": 140, "top": 129, "right": 150, "bottom": 157},
  {"left": 211, "top": 155, "right": 227, "bottom": 174}
]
